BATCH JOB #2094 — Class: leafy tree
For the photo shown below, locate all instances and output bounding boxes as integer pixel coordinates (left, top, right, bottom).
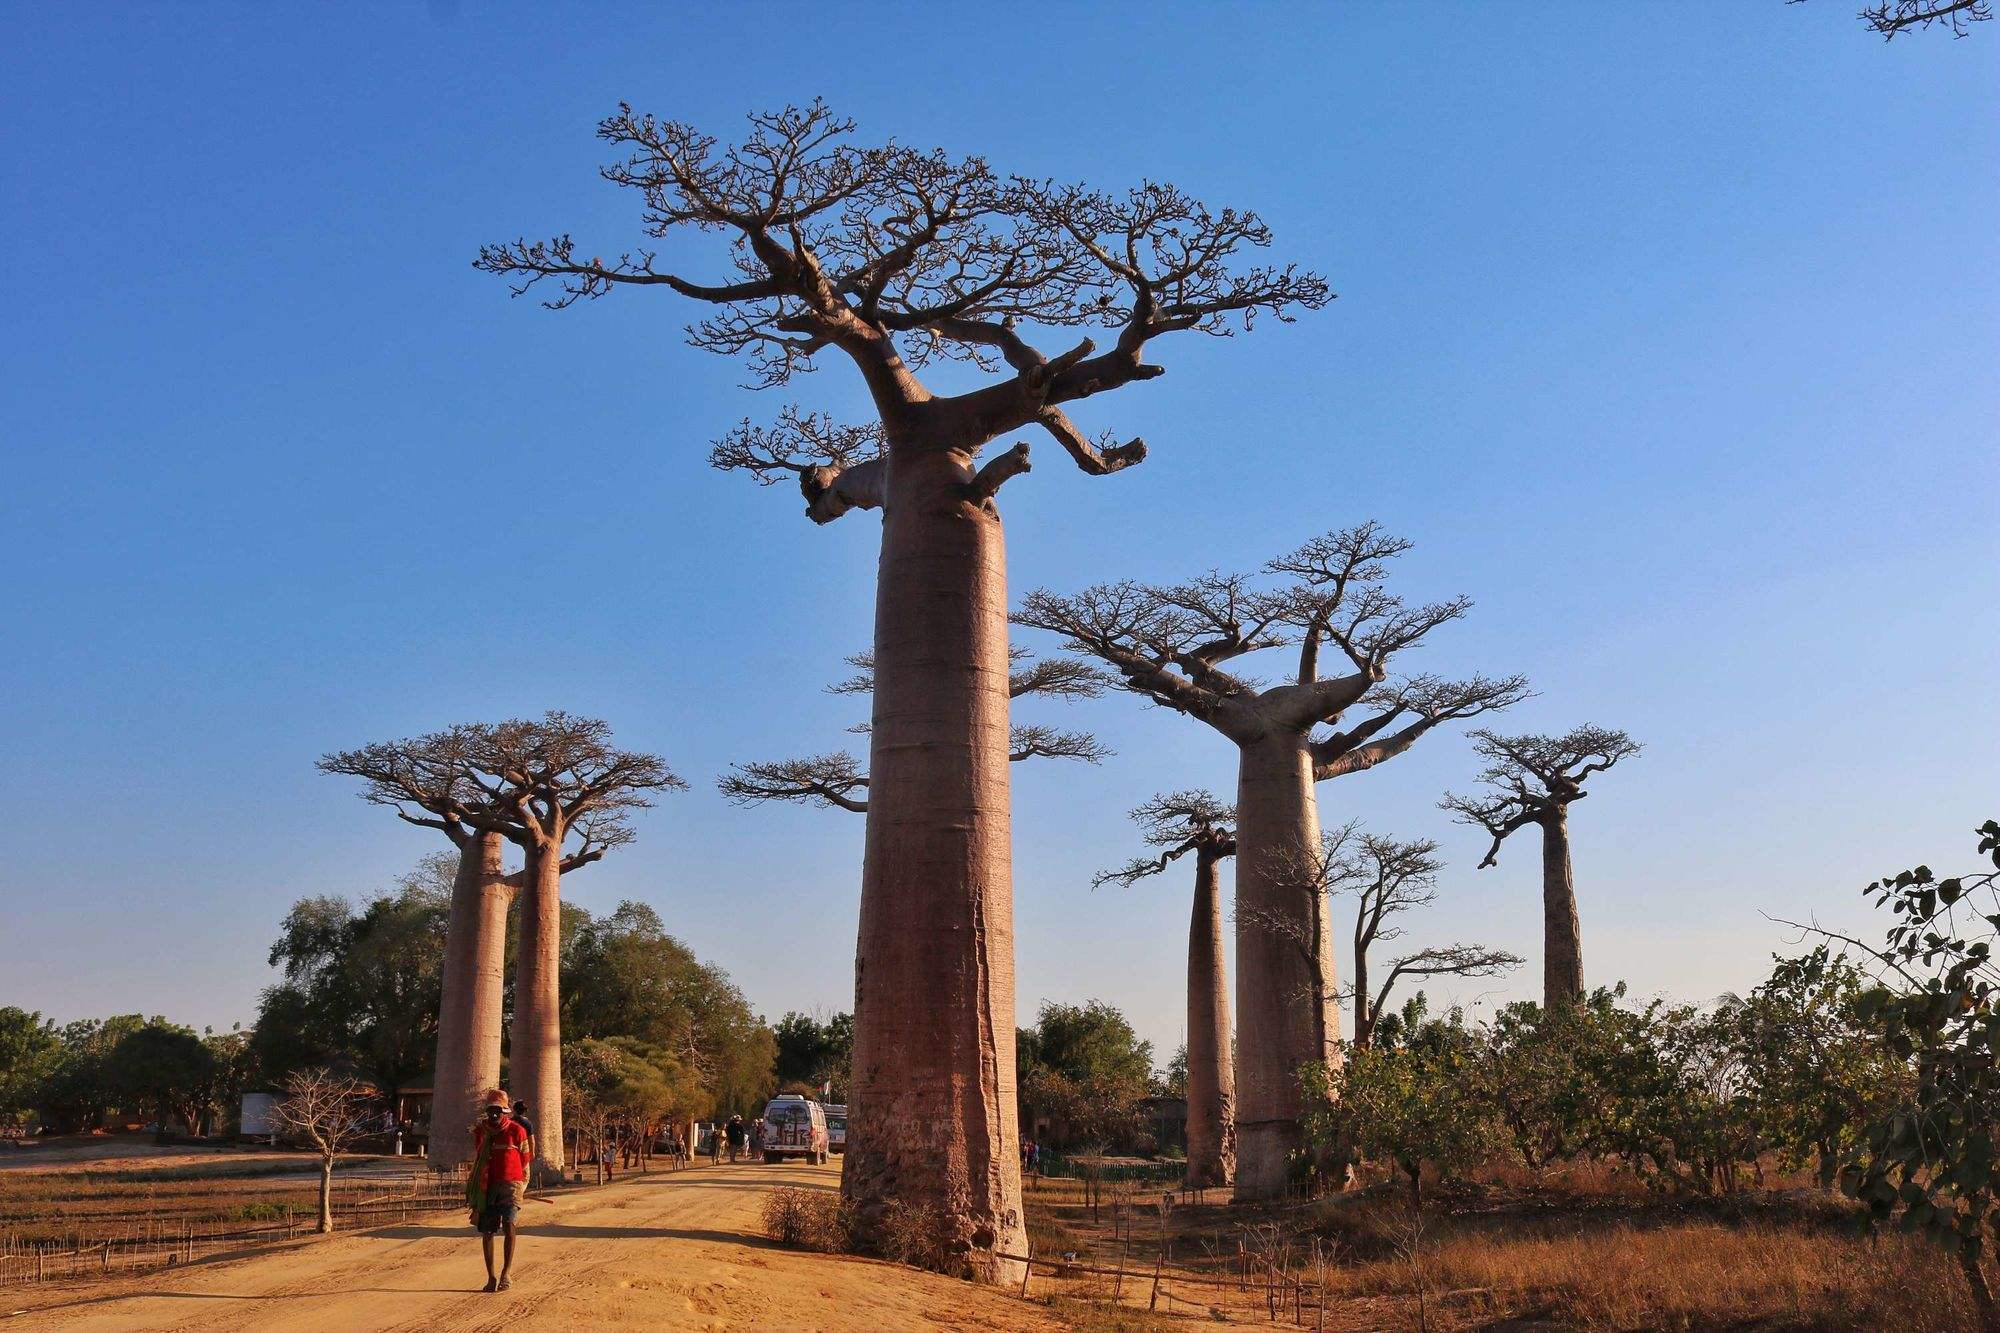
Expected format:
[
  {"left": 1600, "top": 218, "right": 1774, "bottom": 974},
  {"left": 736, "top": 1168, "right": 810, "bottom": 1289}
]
[
  {"left": 1159, "top": 1045, "right": 1189, "bottom": 1099},
  {"left": 772, "top": 1011, "right": 852, "bottom": 1098},
  {"left": 0, "top": 1008, "right": 59, "bottom": 1129},
  {"left": 562, "top": 901, "right": 775, "bottom": 1118},
  {"left": 110, "top": 1022, "right": 216, "bottom": 1142},
  {"left": 199, "top": 1028, "right": 256, "bottom": 1135},
  {"left": 1017, "top": 1001, "right": 1154, "bottom": 1151},
  {"left": 37, "top": 1014, "right": 150, "bottom": 1132},
  {"left": 1824, "top": 820, "right": 2000, "bottom": 1324},
  {"left": 252, "top": 869, "right": 450, "bottom": 1107},
  {"left": 1740, "top": 948, "right": 1907, "bottom": 1188},
  {"left": 1304, "top": 1003, "right": 1501, "bottom": 1206}
]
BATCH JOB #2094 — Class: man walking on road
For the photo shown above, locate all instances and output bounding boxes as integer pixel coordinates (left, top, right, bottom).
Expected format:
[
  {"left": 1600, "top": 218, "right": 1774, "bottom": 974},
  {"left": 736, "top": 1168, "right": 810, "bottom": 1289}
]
[{"left": 471, "top": 1090, "right": 531, "bottom": 1292}]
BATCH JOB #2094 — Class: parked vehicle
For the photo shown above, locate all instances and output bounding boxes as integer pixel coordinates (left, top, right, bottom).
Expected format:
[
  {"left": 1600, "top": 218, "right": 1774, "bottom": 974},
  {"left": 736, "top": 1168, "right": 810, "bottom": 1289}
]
[
  {"left": 758, "top": 1094, "right": 831, "bottom": 1164},
  {"left": 824, "top": 1103, "right": 847, "bottom": 1154}
]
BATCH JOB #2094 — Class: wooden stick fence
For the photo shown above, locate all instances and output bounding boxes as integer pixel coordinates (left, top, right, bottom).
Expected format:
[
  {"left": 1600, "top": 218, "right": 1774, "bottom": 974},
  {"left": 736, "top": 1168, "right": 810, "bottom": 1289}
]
[{"left": 0, "top": 1180, "right": 466, "bottom": 1286}]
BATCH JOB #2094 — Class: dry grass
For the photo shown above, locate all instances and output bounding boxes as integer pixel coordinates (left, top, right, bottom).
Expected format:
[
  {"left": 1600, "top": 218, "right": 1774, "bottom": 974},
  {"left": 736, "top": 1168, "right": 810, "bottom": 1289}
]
[
  {"left": 1025, "top": 1162, "right": 1984, "bottom": 1330},
  {"left": 1318, "top": 1191, "right": 1979, "bottom": 1331}
]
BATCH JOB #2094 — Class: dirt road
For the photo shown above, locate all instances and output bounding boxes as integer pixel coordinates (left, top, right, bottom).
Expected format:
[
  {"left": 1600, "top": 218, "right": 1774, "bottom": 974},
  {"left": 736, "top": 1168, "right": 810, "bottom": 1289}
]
[{"left": 0, "top": 1159, "right": 1057, "bottom": 1332}]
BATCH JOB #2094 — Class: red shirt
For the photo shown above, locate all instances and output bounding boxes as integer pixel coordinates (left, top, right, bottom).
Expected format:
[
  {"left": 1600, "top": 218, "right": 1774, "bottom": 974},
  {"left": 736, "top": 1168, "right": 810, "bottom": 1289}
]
[{"left": 479, "top": 1117, "right": 530, "bottom": 1187}]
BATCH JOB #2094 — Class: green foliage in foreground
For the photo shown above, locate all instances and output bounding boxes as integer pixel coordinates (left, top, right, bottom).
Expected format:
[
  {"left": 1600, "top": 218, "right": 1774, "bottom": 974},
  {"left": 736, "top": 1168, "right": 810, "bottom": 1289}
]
[{"left": 1837, "top": 820, "right": 2000, "bottom": 1308}]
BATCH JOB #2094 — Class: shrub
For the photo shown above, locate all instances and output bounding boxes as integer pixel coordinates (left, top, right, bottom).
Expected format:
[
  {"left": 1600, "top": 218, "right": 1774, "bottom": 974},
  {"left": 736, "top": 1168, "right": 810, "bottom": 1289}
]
[
  {"left": 760, "top": 1186, "right": 849, "bottom": 1252},
  {"left": 879, "top": 1197, "right": 964, "bottom": 1275}
]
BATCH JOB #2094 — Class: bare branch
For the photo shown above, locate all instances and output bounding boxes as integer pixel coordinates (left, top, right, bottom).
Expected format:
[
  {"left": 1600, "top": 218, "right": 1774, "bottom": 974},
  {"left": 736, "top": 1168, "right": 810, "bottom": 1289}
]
[
  {"left": 1311, "top": 674, "right": 1532, "bottom": 781},
  {"left": 481, "top": 101, "right": 1329, "bottom": 470},
  {"left": 1441, "top": 723, "right": 1639, "bottom": 867},
  {"left": 1008, "top": 724, "right": 1110, "bottom": 765},
  {"left": 963, "top": 441, "right": 1033, "bottom": 505},
  {"left": 1094, "top": 789, "right": 1236, "bottom": 890},
  {"left": 1857, "top": 0, "right": 1990, "bottom": 39},
  {"left": 718, "top": 752, "right": 869, "bottom": 814}
]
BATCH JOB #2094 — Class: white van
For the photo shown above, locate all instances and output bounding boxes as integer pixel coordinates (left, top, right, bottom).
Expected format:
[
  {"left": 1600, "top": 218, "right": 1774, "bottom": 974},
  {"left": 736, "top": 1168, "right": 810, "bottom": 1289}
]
[
  {"left": 759, "top": 1094, "right": 831, "bottom": 1164},
  {"left": 824, "top": 1103, "right": 847, "bottom": 1154}
]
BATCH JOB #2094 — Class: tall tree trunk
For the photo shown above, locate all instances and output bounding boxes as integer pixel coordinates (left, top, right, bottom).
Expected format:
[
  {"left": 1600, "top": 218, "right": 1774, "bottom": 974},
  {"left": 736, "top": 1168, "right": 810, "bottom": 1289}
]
[
  {"left": 1232, "top": 732, "right": 1339, "bottom": 1201},
  {"left": 511, "top": 842, "right": 566, "bottom": 1179},
  {"left": 1352, "top": 934, "right": 1374, "bottom": 1051},
  {"left": 843, "top": 445, "right": 1026, "bottom": 1284},
  {"left": 431, "top": 832, "right": 509, "bottom": 1167},
  {"left": 1541, "top": 811, "right": 1584, "bottom": 1009},
  {"left": 316, "top": 1157, "right": 334, "bottom": 1233},
  {"left": 1184, "top": 849, "right": 1235, "bottom": 1189}
]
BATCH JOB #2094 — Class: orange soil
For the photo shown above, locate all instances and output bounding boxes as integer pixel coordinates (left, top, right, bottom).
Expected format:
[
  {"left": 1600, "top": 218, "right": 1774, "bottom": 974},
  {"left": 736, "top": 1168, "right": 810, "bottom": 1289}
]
[{"left": 0, "top": 1159, "right": 1057, "bottom": 1332}]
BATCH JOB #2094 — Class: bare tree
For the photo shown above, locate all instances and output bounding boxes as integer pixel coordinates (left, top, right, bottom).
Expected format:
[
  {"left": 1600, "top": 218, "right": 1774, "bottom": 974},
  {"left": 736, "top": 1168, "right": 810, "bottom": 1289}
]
[
  {"left": 1862, "top": 0, "right": 1989, "bottom": 39},
  {"left": 270, "top": 1068, "right": 369, "bottom": 1233},
  {"left": 1095, "top": 790, "right": 1237, "bottom": 1189},
  {"left": 477, "top": 104, "right": 1327, "bottom": 1273},
  {"left": 1327, "top": 832, "right": 1520, "bottom": 1049},
  {"left": 719, "top": 650, "right": 1109, "bottom": 812},
  {"left": 317, "top": 723, "right": 634, "bottom": 1169},
  {"left": 1441, "top": 726, "right": 1640, "bottom": 1010},
  {"left": 1017, "top": 524, "right": 1527, "bottom": 1197}
]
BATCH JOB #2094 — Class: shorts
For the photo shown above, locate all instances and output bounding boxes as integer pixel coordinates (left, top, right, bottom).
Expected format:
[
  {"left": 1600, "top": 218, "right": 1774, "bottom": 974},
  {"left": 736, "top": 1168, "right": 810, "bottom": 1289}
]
[{"left": 477, "top": 1179, "right": 524, "bottom": 1234}]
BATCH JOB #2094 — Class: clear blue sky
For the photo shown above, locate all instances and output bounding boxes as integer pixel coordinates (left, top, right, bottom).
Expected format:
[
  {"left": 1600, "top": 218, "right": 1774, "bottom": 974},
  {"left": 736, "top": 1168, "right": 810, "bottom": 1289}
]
[{"left": 3, "top": 3, "right": 1994, "bottom": 1063}]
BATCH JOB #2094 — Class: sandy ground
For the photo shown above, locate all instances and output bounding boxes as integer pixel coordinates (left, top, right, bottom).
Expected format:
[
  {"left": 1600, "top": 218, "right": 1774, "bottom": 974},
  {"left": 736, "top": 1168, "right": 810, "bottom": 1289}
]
[{"left": 0, "top": 1159, "right": 1058, "bottom": 1332}]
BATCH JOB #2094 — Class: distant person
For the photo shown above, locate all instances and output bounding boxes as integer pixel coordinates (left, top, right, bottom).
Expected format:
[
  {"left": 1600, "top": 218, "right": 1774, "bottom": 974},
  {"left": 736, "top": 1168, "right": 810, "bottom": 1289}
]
[
  {"left": 725, "top": 1115, "right": 746, "bottom": 1163},
  {"left": 708, "top": 1124, "right": 723, "bottom": 1164},
  {"left": 510, "top": 1101, "right": 539, "bottom": 1176},
  {"left": 469, "top": 1090, "right": 530, "bottom": 1293},
  {"left": 748, "top": 1118, "right": 763, "bottom": 1157}
]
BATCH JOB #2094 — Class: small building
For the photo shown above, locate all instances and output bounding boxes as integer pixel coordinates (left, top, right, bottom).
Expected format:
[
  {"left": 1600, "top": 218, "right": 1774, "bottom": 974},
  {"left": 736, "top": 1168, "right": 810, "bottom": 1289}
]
[{"left": 1138, "top": 1095, "right": 1187, "bottom": 1152}]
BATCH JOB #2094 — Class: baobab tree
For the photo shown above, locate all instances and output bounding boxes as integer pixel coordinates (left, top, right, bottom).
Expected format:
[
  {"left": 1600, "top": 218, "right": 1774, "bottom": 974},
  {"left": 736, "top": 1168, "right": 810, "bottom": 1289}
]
[
  {"left": 319, "top": 726, "right": 628, "bottom": 1167},
  {"left": 1441, "top": 726, "right": 1640, "bottom": 1010},
  {"left": 319, "top": 715, "right": 678, "bottom": 1177},
  {"left": 1094, "top": 790, "right": 1237, "bottom": 1189},
  {"left": 720, "top": 650, "right": 1109, "bottom": 812},
  {"left": 477, "top": 101, "right": 1328, "bottom": 1270},
  {"left": 1323, "top": 828, "right": 1520, "bottom": 1049},
  {"left": 462, "top": 714, "right": 682, "bottom": 1180},
  {"left": 1017, "top": 524, "right": 1528, "bottom": 1197}
]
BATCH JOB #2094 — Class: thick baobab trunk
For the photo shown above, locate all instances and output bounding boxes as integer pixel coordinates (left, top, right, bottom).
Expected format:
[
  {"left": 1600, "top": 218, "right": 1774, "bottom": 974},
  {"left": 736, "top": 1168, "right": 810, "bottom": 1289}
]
[
  {"left": 1540, "top": 812, "right": 1584, "bottom": 1009},
  {"left": 1232, "top": 733, "right": 1338, "bottom": 1201},
  {"left": 1185, "top": 850, "right": 1235, "bottom": 1190},
  {"left": 510, "top": 842, "right": 566, "bottom": 1179},
  {"left": 431, "top": 831, "right": 510, "bottom": 1167},
  {"left": 844, "top": 445, "right": 1026, "bottom": 1284}
]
